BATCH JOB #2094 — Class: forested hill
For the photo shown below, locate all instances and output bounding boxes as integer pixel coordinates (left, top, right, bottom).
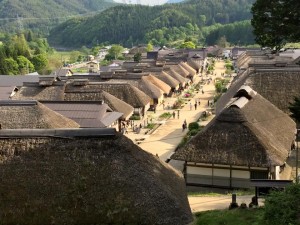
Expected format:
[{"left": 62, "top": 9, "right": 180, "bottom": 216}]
[
  {"left": 48, "top": 0, "right": 255, "bottom": 47},
  {"left": 0, "top": 0, "right": 118, "bottom": 34}
]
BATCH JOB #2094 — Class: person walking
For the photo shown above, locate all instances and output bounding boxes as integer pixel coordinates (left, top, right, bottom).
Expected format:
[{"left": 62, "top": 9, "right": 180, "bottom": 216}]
[
  {"left": 194, "top": 102, "right": 197, "bottom": 110},
  {"left": 177, "top": 110, "right": 180, "bottom": 119},
  {"left": 182, "top": 123, "right": 186, "bottom": 132},
  {"left": 189, "top": 102, "right": 192, "bottom": 110},
  {"left": 172, "top": 111, "right": 176, "bottom": 119}
]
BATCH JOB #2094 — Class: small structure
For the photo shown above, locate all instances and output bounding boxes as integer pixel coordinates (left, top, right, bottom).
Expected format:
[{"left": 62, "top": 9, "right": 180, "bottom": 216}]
[
  {"left": 87, "top": 60, "right": 100, "bottom": 73},
  {"left": 172, "top": 86, "right": 296, "bottom": 188}
]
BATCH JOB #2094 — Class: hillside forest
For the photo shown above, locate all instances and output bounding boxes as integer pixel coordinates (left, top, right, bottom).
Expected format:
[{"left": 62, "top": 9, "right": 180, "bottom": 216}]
[{"left": 49, "top": 0, "right": 256, "bottom": 47}]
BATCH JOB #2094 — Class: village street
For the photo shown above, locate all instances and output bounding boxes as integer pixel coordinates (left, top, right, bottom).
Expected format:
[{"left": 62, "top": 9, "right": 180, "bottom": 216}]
[{"left": 125, "top": 60, "right": 225, "bottom": 171}]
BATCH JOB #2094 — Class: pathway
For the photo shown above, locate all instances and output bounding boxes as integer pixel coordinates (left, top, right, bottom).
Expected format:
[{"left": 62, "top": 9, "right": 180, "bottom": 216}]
[{"left": 125, "top": 60, "right": 226, "bottom": 172}]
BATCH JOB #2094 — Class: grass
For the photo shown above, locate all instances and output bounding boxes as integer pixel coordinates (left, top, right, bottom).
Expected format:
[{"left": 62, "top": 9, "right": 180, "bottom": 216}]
[
  {"left": 188, "top": 189, "right": 255, "bottom": 197},
  {"left": 159, "top": 112, "right": 172, "bottom": 119},
  {"left": 194, "top": 208, "right": 265, "bottom": 225}
]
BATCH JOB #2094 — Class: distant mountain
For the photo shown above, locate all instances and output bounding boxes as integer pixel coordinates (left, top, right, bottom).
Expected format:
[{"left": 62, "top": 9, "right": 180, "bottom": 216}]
[
  {"left": 113, "top": 0, "right": 168, "bottom": 5},
  {"left": 0, "top": 0, "right": 118, "bottom": 34},
  {"left": 49, "top": 0, "right": 255, "bottom": 47}
]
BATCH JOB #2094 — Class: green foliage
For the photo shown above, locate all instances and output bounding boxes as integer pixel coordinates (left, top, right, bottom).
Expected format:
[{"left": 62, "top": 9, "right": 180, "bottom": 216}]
[
  {"left": 4, "top": 58, "right": 19, "bottom": 75},
  {"left": 129, "top": 115, "right": 141, "bottom": 120},
  {"left": 146, "top": 42, "right": 154, "bottom": 52},
  {"left": 133, "top": 52, "right": 142, "bottom": 62},
  {"left": 31, "top": 54, "right": 48, "bottom": 72},
  {"left": 289, "top": 96, "right": 300, "bottom": 123},
  {"left": 195, "top": 208, "right": 265, "bottom": 225},
  {"left": 0, "top": 0, "right": 118, "bottom": 35},
  {"left": 251, "top": 0, "right": 300, "bottom": 52},
  {"left": 49, "top": 0, "right": 255, "bottom": 47},
  {"left": 264, "top": 184, "right": 300, "bottom": 225},
  {"left": 146, "top": 123, "right": 155, "bottom": 129},
  {"left": 180, "top": 41, "right": 196, "bottom": 49},
  {"left": 17, "top": 56, "right": 35, "bottom": 74},
  {"left": 188, "top": 122, "right": 200, "bottom": 131},
  {"left": 107, "top": 44, "right": 124, "bottom": 60},
  {"left": 159, "top": 112, "right": 172, "bottom": 119}
]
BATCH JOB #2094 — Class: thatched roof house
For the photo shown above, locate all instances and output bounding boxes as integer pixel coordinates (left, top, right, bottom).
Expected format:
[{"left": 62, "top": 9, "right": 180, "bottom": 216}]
[
  {"left": 216, "top": 67, "right": 300, "bottom": 114},
  {"left": 163, "top": 68, "right": 190, "bottom": 87},
  {"left": 65, "top": 81, "right": 151, "bottom": 116},
  {"left": 169, "top": 64, "right": 190, "bottom": 78},
  {"left": 41, "top": 101, "right": 123, "bottom": 128},
  {"left": 172, "top": 86, "right": 296, "bottom": 188},
  {"left": 152, "top": 71, "right": 180, "bottom": 93},
  {"left": 179, "top": 62, "right": 197, "bottom": 78},
  {"left": 0, "top": 128, "right": 193, "bottom": 225},
  {"left": 12, "top": 81, "right": 65, "bottom": 101},
  {"left": 0, "top": 100, "right": 80, "bottom": 129},
  {"left": 143, "top": 74, "right": 171, "bottom": 95}
]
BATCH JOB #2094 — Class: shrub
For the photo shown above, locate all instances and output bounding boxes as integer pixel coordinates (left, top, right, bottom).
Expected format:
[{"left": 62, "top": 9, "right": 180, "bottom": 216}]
[
  {"left": 188, "top": 129, "right": 199, "bottom": 137},
  {"left": 146, "top": 123, "right": 155, "bottom": 129},
  {"left": 264, "top": 184, "right": 300, "bottom": 225},
  {"left": 188, "top": 122, "right": 200, "bottom": 131},
  {"left": 159, "top": 112, "right": 171, "bottom": 119},
  {"left": 129, "top": 115, "right": 140, "bottom": 120}
]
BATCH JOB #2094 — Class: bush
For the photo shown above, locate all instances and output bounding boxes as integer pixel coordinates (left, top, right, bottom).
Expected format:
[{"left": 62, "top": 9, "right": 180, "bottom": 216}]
[
  {"left": 188, "top": 129, "right": 199, "bottom": 136},
  {"left": 264, "top": 184, "right": 300, "bottom": 225},
  {"left": 159, "top": 112, "right": 171, "bottom": 119},
  {"left": 188, "top": 122, "right": 200, "bottom": 131},
  {"left": 129, "top": 115, "right": 140, "bottom": 120},
  {"left": 146, "top": 123, "right": 155, "bottom": 129}
]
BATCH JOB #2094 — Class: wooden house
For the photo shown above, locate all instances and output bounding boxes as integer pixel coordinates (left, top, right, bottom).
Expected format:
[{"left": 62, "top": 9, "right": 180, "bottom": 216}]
[{"left": 172, "top": 86, "right": 296, "bottom": 188}]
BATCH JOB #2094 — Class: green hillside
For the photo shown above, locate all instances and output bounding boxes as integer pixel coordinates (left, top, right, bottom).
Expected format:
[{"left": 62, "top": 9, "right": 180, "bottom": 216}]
[
  {"left": 0, "top": 0, "right": 118, "bottom": 34},
  {"left": 48, "top": 0, "right": 255, "bottom": 47}
]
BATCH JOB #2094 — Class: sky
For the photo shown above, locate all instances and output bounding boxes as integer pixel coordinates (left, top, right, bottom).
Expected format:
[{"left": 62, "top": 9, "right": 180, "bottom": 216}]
[{"left": 113, "top": 0, "right": 168, "bottom": 6}]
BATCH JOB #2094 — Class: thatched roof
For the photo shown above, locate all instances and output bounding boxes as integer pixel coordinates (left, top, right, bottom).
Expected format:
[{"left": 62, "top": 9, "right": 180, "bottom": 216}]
[
  {"left": 169, "top": 64, "right": 190, "bottom": 78},
  {"left": 172, "top": 86, "right": 296, "bottom": 167},
  {"left": 187, "top": 58, "right": 202, "bottom": 70},
  {"left": 65, "top": 82, "right": 151, "bottom": 108},
  {"left": 216, "top": 67, "right": 300, "bottom": 114},
  {"left": 0, "top": 129, "right": 193, "bottom": 225},
  {"left": 179, "top": 62, "right": 197, "bottom": 77},
  {"left": 0, "top": 100, "right": 80, "bottom": 129},
  {"left": 41, "top": 101, "right": 123, "bottom": 128},
  {"left": 152, "top": 72, "right": 180, "bottom": 89},
  {"left": 163, "top": 68, "right": 189, "bottom": 86},
  {"left": 143, "top": 74, "right": 171, "bottom": 94},
  {"left": 12, "top": 82, "right": 65, "bottom": 101},
  {"left": 64, "top": 89, "right": 133, "bottom": 120}
]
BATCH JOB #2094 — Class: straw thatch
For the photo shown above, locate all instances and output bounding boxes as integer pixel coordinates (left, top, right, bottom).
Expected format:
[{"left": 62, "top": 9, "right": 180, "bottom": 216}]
[
  {"left": 172, "top": 87, "right": 296, "bottom": 167},
  {"left": 169, "top": 64, "right": 190, "bottom": 78},
  {"left": 0, "top": 100, "right": 80, "bottom": 129},
  {"left": 12, "top": 82, "right": 65, "bottom": 101},
  {"left": 0, "top": 129, "right": 193, "bottom": 225},
  {"left": 65, "top": 82, "right": 151, "bottom": 108},
  {"left": 216, "top": 68, "right": 300, "bottom": 114},
  {"left": 143, "top": 74, "right": 171, "bottom": 94},
  {"left": 163, "top": 68, "right": 189, "bottom": 86},
  {"left": 179, "top": 62, "right": 197, "bottom": 77},
  {"left": 64, "top": 90, "right": 133, "bottom": 120},
  {"left": 152, "top": 72, "right": 180, "bottom": 90}
]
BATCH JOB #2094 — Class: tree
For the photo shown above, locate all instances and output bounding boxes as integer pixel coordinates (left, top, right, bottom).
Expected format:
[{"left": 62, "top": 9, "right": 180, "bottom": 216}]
[
  {"left": 4, "top": 58, "right": 19, "bottom": 75},
  {"left": 31, "top": 54, "right": 48, "bottom": 72},
  {"left": 146, "top": 42, "right": 154, "bottom": 52},
  {"left": 108, "top": 44, "right": 124, "bottom": 60},
  {"left": 264, "top": 184, "right": 300, "bottom": 225},
  {"left": 251, "top": 0, "right": 300, "bottom": 52},
  {"left": 180, "top": 41, "right": 196, "bottom": 49},
  {"left": 17, "top": 56, "right": 35, "bottom": 74},
  {"left": 289, "top": 96, "right": 300, "bottom": 123},
  {"left": 133, "top": 52, "right": 142, "bottom": 62}
]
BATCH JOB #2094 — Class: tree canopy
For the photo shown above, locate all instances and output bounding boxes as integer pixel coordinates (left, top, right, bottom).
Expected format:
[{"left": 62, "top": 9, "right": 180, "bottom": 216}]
[{"left": 251, "top": 0, "right": 300, "bottom": 51}]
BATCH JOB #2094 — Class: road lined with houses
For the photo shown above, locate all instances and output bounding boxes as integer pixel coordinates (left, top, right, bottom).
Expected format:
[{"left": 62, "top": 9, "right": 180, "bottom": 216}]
[{"left": 125, "top": 60, "right": 225, "bottom": 172}]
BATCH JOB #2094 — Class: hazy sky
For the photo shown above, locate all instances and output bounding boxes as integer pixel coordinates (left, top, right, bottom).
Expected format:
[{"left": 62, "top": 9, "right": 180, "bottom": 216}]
[{"left": 113, "top": 0, "right": 168, "bottom": 6}]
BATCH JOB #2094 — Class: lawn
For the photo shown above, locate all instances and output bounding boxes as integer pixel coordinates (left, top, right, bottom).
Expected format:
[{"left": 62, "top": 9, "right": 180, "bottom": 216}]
[{"left": 195, "top": 208, "right": 265, "bottom": 225}]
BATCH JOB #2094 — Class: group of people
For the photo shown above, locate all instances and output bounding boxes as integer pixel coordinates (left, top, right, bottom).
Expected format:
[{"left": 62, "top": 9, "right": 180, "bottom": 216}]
[{"left": 189, "top": 99, "right": 201, "bottom": 110}]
